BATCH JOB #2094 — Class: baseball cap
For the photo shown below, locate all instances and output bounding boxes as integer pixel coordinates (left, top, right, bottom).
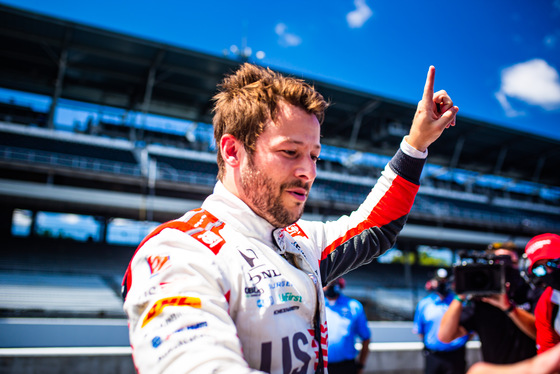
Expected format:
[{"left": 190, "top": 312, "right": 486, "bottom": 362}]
[{"left": 525, "top": 233, "right": 560, "bottom": 273}]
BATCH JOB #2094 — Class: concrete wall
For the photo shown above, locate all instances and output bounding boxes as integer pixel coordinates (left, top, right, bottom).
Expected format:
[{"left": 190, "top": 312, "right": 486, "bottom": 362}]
[
  {"left": 363, "top": 342, "right": 482, "bottom": 374},
  {"left": 0, "top": 348, "right": 135, "bottom": 374},
  {"left": 0, "top": 343, "right": 482, "bottom": 374}
]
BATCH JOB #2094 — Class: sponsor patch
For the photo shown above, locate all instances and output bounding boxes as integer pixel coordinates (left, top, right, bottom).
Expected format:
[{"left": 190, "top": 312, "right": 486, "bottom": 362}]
[
  {"left": 146, "top": 255, "right": 171, "bottom": 275},
  {"left": 142, "top": 296, "right": 202, "bottom": 328},
  {"left": 186, "top": 211, "right": 226, "bottom": 254},
  {"left": 284, "top": 223, "right": 308, "bottom": 239},
  {"left": 152, "top": 321, "right": 208, "bottom": 348},
  {"left": 279, "top": 292, "right": 302, "bottom": 303},
  {"left": 273, "top": 305, "right": 300, "bottom": 315}
]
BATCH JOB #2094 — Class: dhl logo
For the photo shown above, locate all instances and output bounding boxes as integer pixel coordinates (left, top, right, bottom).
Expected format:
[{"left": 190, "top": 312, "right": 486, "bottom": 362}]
[{"left": 142, "top": 296, "right": 202, "bottom": 327}]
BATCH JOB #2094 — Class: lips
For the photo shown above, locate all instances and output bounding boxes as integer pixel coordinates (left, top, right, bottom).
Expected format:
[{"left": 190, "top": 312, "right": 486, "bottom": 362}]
[{"left": 286, "top": 188, "right": 308, "bottom": 202}]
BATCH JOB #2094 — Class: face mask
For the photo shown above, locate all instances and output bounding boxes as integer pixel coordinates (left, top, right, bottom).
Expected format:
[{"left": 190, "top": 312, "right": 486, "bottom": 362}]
[
  {"left": 540, "top": 269, "right": 560, "bottom": 291},
  {"left": 324, "top": 284, "right": 341, "bottom": 298}
]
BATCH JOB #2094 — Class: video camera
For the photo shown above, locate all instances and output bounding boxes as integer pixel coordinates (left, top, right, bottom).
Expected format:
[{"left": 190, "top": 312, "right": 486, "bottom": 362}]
[{"left": 453, "top": 251, "right": 514, "bottom": 296}]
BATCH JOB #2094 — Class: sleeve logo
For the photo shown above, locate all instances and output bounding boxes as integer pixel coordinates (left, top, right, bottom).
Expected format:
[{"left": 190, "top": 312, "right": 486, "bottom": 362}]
[
  {"left": 146, "top": 255, "right": 171, "bottom": 276},
  {"left": 142, "top": 296, "right": 202, "bottom": 327}
]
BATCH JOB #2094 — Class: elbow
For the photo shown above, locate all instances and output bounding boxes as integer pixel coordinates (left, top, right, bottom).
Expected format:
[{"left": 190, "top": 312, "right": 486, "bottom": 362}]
[{"left": 437, "top": 330, "right": 452, "bottom": 344}]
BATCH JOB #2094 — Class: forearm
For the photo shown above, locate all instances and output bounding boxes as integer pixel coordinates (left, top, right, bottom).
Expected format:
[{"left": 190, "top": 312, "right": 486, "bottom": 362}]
[
  {"left": 357, "top": 339, "right": 370, "bottom": 365},
  {"left": 468, "top": 342, "right": 560, "bottom": 374},
  {"left": 438, "top": 298, "right": 468, "bottom": 342},
  {"left": 316, "top": 149, "right": 423, "bottom": 283},
  {"left": 467, "top": 360, "right": 532, "bottom": 374},
  {"left": 507, "top": 305, "right": 537, "bottom": 340}
]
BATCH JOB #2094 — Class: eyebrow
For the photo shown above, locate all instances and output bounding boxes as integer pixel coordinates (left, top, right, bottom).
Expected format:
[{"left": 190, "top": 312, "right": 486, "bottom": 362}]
[{"left": 281, "top": 138, "right": 321, "bottom": 151}]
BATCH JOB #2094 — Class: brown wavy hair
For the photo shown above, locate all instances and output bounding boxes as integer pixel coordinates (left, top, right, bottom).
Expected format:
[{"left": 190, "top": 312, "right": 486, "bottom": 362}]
[{"left": 212, "top": 63, "right": 329, "bottom": 181}]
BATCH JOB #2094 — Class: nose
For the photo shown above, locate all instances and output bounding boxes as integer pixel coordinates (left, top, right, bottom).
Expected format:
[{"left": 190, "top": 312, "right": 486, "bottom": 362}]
[{"left": 295, "top": 155, "right": 317, "bottom": 183}]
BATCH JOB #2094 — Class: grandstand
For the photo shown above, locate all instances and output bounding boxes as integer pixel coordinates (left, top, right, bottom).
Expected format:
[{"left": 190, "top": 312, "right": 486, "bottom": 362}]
[{"left": 0, "top": 3, "right": 558, "bottom": 372}]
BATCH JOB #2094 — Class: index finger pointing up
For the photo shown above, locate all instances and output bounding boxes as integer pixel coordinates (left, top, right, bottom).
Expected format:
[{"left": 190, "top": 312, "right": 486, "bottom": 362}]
[{"left": 422, "top": 66, "right": 436, "bottom": 103}]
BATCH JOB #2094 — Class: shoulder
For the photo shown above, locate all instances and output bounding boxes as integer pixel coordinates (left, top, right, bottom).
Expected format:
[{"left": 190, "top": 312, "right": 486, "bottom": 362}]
[
  {"left": 418, "top": 293, "right": 436, "bottom": 306},
  {"left": 141, "top": 209, "right": 227, "bottom": 255},
  {"left": 343, "top": 295, "right": 365, "bottom": 311},
  {"left": 537, "top": 287, "right": 555, "bottom": 309}
]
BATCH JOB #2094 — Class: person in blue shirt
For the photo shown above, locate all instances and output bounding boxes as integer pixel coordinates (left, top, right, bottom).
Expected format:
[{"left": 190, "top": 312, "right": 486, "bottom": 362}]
[
  {"left": 413, "top": 268, "right": 470, "bottom": 374},
  {"left": 324, "top": 278, "right": 371, "bottom": 374}
]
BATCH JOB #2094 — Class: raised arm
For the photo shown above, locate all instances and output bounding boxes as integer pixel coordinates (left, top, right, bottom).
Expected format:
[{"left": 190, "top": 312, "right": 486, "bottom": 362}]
[{"left": 438, "top": 297, "right": 469, "bottom": 343}]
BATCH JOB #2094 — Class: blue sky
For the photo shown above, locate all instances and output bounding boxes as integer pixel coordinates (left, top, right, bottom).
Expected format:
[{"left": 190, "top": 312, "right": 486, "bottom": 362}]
[{"left": 2, "top": 0, "right": 560, "bottom": 140}]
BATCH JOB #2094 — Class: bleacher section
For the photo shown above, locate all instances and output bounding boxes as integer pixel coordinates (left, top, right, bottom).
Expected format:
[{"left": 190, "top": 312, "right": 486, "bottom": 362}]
[
  {"left": 0, "top": 101, "right": 47, "bottom": 127},
  {"left": 1, "top": 119, "right": 559, "bottom": 238},
  {"left": 0, "top": 237, "right": 133, "bottom": 319}
]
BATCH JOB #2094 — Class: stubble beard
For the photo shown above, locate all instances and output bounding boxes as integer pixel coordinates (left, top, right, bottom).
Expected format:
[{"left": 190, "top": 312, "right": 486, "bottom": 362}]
[{"left": 240, "top": 156, "right": 307, "bottom": 228}]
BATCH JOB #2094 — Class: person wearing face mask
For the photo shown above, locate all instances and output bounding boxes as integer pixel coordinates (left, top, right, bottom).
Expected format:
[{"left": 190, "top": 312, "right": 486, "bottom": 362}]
[
  {"left": 525, "top": 233, "right": 560, "bottom": 354},
  {"left": 439, "top": 242, "right": 542, "bottom": 364},
  {"left": 323, "top": 278, "right": 371, "bottom": 374},
  {"left": 413, "top": 268, "right": 470, "bottom": 374}
]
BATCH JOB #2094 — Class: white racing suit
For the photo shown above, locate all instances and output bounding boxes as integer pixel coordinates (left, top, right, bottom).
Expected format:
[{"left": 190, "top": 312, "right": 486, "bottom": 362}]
[{"left": 122, "top": 143, "right": 425, "bottom": 373}]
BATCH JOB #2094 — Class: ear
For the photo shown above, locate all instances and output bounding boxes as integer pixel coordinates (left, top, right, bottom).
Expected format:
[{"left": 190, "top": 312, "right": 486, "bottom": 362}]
[{"left": 220, "top": 134, "right": 241, "bottom": 167}]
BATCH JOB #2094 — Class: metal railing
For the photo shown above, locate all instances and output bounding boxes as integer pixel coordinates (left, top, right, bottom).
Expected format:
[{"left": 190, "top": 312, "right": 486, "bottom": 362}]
[{"left": 0, "top": 146, "right": 141, "bottom": 177}]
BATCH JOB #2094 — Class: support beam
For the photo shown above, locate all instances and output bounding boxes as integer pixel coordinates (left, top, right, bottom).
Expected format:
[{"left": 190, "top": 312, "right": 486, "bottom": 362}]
[
  {"left": 532, "top": 155, "right": 546, "bottom": 183},
  {"left": 493, "top": 146, "right": 508, "bottom": 175},
  {"left": 46, "top": 30, "right": 71, "bottom": 129},
  {"left": 348, "top": 100, "right": 380, "bottom": 149},
  {"left": 139, "top": 49, "right": 166, "bottom": 139},
  {"left": 449, "top": 136, "right": 465, "bottom": 170}
]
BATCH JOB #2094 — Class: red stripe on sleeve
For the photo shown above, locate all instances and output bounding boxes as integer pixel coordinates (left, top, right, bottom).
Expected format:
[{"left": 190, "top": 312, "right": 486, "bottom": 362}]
[{"left": 320, "top": 175, "right": 418, "bottom": 260}]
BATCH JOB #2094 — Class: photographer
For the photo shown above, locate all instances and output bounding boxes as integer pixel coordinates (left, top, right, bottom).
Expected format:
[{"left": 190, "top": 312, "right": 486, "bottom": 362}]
[
  {"left": 524, "top": 233, "right": 560, "bottom": 354},
  {"left": 438, "top": 242, "right": 542, "bottom": 364}
]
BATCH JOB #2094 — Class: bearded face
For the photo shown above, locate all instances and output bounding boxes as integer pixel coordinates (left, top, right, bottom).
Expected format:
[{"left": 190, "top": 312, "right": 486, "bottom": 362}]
[{"left": 240, "top": 153, "right": 309, "bottom": 228}]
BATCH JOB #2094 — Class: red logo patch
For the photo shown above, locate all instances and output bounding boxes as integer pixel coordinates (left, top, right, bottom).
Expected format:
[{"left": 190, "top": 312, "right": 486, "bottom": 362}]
[
  {"left": 146, "top": 255, "right": 170, "bottom": 275},
  {"left": 284, "top": 223, "right": 308, "bottom": 239},
  {"left": 186, "top": 211, "right": 225, "bottom": 254}
]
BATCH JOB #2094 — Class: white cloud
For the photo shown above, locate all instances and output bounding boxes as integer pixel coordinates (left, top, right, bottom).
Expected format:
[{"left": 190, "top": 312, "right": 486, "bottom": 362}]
[
  {"left": 346, "top": 0, "right": 373, "bottom": 28},
  {"left": 495, "top": 90, "right": 524, "bottom": 117},
  {"left": 275, "top": 22, "right": 302, "bottom": 47},
  {"left": 496, "top": 59, "right": 560, "bottom": 116}
]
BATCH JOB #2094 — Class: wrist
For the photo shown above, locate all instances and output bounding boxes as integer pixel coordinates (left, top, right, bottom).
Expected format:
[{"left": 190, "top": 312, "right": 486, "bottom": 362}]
[
  {"left": 505, "top": 303, "right": 516, "bottom": 314},
  {"left": 454, "top": 295, "right": 465, "bottom": 303},
  {"left": 402, "top": 136, "right": 428, "bottom": 158}
]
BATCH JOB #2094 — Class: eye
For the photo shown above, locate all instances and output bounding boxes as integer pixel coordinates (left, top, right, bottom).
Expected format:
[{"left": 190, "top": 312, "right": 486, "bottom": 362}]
[
  {"left": 311, "top": 154, "right": 320, "bottom": 163},
  {"left": 282, "top": 150, "right": 297, "bottom": 157}
]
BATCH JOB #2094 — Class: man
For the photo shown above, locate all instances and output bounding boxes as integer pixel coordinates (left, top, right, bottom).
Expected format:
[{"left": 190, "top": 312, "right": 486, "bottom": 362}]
[
  {"left": 524, "top": 233, "right": 560, "bottom": 354},
  {"left": 122, "top": 63, "right": 457, "bottom": 373},
  {"left": 324, "top": 278, "right": 370, "bottom": 374},
  {"left": 413, "top": 268, "right": 469, "bottom": 374},
  {"left": 438, "top": 242, "right": 541, "bottom": 364}
]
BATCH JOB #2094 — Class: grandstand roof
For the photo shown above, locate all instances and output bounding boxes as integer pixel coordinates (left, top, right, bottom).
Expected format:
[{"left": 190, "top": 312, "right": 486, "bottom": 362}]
[{"left": 1, "top": 3, "right": 559, "bottom": 187}]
